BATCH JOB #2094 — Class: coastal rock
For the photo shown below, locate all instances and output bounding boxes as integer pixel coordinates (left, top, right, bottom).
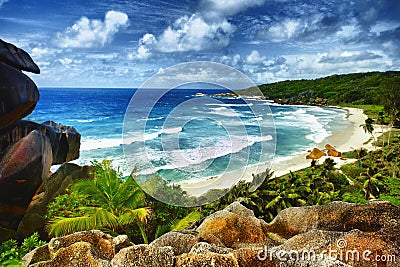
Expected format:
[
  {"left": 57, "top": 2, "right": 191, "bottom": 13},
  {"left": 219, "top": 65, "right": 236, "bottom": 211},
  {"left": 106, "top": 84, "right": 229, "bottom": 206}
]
[
  {"left": 326, "top": 144, "right": 341, "bottom": 157},
  {"left": 264, "top": 201, "right": 400, "bottom": 239},
  {"left": 0, "top": 130, "right": 52, "bottom": 232},
  {"left": 0, "top": 120, "right": 81, "bottom": 164},
  {"left": 111, "top": 244, "right": 175, "bottom": 267},
  {"left": 16, "top": 163, "right": 94, "bottom": 239},
  {"left": 0, "top": 39, "right": 40, "bottom": 73},
  {"left": 41, "top": 121, "right": 81, "bottom": 164},
  {"left": 23, "top": 230, "right": 130, "bottom": 266},
  {"left": 0, "top": 61, "right": 40, "bottom": 131},
  {"left": 150, "top": 230, "right": 199, "bottom": 255},
  {"left": 196, "top": 202, "right": 270, "bottom": 248},
  {"left": 306, "top": 147, "right": 326, "bottom": 159}
]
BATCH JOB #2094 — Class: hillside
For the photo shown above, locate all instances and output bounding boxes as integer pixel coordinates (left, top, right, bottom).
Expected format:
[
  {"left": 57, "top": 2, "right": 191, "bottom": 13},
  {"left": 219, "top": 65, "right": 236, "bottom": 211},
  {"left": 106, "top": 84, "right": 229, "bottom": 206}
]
[{"left": 239, "top": 71, "right": 400, "bottom": 106}]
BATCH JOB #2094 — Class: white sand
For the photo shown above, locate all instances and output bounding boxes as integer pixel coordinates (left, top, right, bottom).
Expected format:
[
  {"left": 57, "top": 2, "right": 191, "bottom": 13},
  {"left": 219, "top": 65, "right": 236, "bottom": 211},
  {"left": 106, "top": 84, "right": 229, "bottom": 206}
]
[{"left": 180, "top": 107, "right": 385, "bottom": 197}]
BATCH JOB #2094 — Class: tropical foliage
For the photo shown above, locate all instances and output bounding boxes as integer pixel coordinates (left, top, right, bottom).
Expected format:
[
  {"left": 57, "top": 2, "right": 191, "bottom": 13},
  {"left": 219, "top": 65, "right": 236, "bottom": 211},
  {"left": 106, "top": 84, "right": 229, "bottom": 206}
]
[
  {"left": 0, "top": 232, "right": 45, "bottom": 267},
  {"left": 47, "top": 160, "right": 152, "bottom": 242},
  {"left": 46, "top": 160, "right": 201, "bottom": 244}
]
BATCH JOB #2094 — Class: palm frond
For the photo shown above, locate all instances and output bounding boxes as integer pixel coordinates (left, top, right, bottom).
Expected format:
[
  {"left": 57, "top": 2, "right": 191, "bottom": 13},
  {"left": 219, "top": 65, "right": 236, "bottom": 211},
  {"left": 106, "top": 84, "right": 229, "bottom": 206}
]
[
  {"left": 92, "top": 208, "right": 119, "bottom": 230},
  {"left": 172, "top": 211, "right": 201, "bottom": 231},
  {"left": 118, "top": 207, "right": 152, "bottom": 225},
  {"left": 47, "top": 216, "right": 95, "bottom": 237}
]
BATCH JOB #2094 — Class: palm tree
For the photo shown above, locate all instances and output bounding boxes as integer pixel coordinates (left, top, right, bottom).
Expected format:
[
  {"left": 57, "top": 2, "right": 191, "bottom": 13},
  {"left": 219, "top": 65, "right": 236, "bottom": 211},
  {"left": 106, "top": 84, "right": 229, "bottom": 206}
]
[
  {"left": 47, "top": 160, "right": 152, "bottom": 243},
  {"left": 360, "top": 162, "right": 385, "bottom": 200},
  {"left": 361, "top": 118, "right": 376, "bottom": 148}
]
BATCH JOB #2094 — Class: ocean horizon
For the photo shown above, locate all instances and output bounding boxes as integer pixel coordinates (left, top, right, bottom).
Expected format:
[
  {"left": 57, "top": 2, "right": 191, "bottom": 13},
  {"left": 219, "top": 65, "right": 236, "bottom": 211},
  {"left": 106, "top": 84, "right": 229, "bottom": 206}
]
[{"left": 30, "top": 87, "right": 350, "bottom": 182}]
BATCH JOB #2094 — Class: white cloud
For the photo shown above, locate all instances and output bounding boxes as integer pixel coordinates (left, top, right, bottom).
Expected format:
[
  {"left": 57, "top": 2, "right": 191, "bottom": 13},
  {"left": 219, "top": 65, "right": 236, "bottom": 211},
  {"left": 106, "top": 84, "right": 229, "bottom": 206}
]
[
  {"left": 157, "top": 14, "right": 235, "bottom": 52},
  {"left": 246, "top": 50, "right": 266, "bottom": 64},
  {"left": 135, "top": 0, "right": 265, "bottom": 57},
  {"left": 201, "top": 0, "right": 265, "bottom": 20},
  {"left": 56, "top": 10, "right": 129, "bottom": 48},
  {"left": 263, "top": 19, "right": 301, "bottom": 42}
]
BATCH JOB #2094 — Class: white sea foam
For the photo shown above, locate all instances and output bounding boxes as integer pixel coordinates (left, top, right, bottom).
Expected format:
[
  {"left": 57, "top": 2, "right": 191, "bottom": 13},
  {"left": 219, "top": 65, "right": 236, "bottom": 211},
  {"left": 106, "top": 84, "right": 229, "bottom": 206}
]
[
  {"left": 80, "top": 137, "right": 123, "bottom": 151},
  {"left": 205, "top": 103, "right": 253, "bottom": 107},
  {"left": 275, "top": 108, "right": 330, "bottom": 144}
]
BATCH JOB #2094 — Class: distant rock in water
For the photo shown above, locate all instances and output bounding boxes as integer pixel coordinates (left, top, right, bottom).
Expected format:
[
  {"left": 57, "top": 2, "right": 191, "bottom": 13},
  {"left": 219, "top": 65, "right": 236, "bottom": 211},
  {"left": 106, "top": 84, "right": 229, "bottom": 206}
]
[
  {"left": 306, "top": 147, "right": 326, "bottom": 159},
  {"left": 0, "top": 39, "right": 40, "bottom": 74},
  {"left": 22, "top": 201, "right": 400, "bottom": 266},
  {"left": 0, "top": 130, "right": 52, "bottom": 231}
]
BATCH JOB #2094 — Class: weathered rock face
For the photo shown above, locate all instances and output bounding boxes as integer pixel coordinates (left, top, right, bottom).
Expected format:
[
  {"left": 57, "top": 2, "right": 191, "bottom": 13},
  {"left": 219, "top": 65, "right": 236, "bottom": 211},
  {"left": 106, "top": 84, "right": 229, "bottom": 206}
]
[
  {"left": 0, "top": 61, "right": 40, "bottom": 131},
  {"left": 41, "top": 121, "right": 81, "bottom": 164},
  {"left": 306, "top": 147, "right": 326, "bottom": 159},
  {"left": 0, "top": 120, "right": 81, "bottom": 164},
  {"left": 111, "top": 245, "right": 175, "bottom": 267},
  {"left": 22, "top": 202, "right": 400, "bottom": 267},
  {"left": 0, "top": 130, "right": 52, "bottom": 230},
  {"left": 0, "top": 39, "right": 40, "bottom": 74},
  {"left": 196, "top": 201, "right": 271, "bottom": 248},
  {"left": 16, "top": 163, "right": 94, "bottom": 239},
  {"left": 265, "top": 201, "right": 400, "bottom": 239},
  {"left": 23, "top": 230, "right": 130, "bottom": 267}
]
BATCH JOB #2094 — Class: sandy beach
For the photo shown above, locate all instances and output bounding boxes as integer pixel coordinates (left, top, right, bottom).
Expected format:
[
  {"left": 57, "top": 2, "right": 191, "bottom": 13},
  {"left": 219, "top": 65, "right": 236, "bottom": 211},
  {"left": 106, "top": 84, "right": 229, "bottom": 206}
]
[{"left": 180, "top": 106, "right": 385, "bottom": 197}]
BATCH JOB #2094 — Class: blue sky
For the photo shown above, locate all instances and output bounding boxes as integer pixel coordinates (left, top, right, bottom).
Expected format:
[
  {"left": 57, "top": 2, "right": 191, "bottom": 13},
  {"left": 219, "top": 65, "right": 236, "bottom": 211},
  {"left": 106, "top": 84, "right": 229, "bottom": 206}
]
[{"left": 1, "top": 0, "right": 399, "bottom": 88}]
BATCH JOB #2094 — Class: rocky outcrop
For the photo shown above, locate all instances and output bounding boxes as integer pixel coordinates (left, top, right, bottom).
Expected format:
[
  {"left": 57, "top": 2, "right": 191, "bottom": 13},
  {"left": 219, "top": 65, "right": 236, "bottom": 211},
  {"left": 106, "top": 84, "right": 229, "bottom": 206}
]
[
  {"left": 41, "top": 121, "right": 81, "bottom": 164},
  {"left": 264, "top": 201, "right": 400, "bottom": 239},
  {"left": 23, "top": 230, "right": 130, "bottom": 267},
  {"left": 196, "top": 201, "right": 271, "bottom": 248},
  {"left": 0, "top": 40, "right": 82, "bottom": 241},
  {"left": 23, "top": 201, "right": 400, "bottom": 266},
  {"left": 326, "top": 144, "right": 341, "bottom": 157},
  {"left": 0, "top": 61, "right": 40, "bottom": 131},
  {"left": 0, "top": 120, "right": 81, "bottom": 164},
  {"left": 0, "top": 39, "right": 40, "bottom": 131},
  {"left": 0, "top": 130, "right": 52, "bottom": 230},
  {"left": 16, "top": 163, "right": 94, "bottom": 239},
  {"left": 0, "top": 39, "right": 40, "bottom": 74},
  {"left": 306, "top": 147, "right": 326, "bottom": 159}
]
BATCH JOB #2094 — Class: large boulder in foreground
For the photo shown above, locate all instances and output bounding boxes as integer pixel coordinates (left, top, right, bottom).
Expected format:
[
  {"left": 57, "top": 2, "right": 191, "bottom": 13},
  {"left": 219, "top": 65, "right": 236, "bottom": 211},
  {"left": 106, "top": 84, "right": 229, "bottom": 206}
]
[
  {"left": 16, "top": 163, "right": 94, "bottom": 239},
  {"left": 23, "top": 230, "right": 130, "bottom": 267},
  {"left": 196, "top": 202, "right": 272, "bottom": 248},
  {"left": 0, "top": 130, "right": 52, "bottom": 231},
  {"left": 264, "top": 201, "right": 400, "bottom": 239},
  {"left": 0, "top": 120, "right": 81, "bottom": 164},
  {"left": 0, "top": 39, "right": 40, "bottom": 74},
  {"left": 0, "top": 61, "right": 39, "bottom": 131}
]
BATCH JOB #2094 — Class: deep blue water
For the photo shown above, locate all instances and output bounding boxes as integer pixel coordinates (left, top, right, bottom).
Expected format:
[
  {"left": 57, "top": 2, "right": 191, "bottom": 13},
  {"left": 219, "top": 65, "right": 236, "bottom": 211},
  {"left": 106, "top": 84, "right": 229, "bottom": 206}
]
[{"left": 30, "top": 88, "right": 349, "bottom": 182}]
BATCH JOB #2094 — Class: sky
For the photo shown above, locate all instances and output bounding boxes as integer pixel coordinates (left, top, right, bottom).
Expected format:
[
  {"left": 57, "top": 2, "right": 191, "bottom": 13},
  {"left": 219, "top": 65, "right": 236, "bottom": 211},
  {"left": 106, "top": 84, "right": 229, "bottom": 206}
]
[{"left": 0, "top": 0, "right": 399, "bottom": 88}]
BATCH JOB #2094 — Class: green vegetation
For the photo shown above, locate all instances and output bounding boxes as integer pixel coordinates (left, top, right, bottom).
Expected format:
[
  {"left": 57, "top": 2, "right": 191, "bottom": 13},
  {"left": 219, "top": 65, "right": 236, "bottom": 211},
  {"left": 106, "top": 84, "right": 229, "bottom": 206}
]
[
  {"left": 46, "top": 160, "right": 200, "bottom": 244},
  {"left": 0, "top": 233, "right": 45, "bottom": 267}
]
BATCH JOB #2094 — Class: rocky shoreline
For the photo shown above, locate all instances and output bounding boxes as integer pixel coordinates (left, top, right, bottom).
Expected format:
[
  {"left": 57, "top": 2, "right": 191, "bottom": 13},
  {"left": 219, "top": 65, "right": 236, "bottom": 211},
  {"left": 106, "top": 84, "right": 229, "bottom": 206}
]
[{"left": 23, "top": 201, "right": 400, "bottom": 267}]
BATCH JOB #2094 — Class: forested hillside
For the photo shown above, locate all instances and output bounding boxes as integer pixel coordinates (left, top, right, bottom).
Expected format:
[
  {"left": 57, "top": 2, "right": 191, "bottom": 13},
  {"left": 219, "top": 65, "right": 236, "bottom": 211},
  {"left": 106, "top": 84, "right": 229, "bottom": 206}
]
[{"left": 240, "top": 71, "right": 400, "bottom": 105}]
